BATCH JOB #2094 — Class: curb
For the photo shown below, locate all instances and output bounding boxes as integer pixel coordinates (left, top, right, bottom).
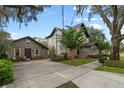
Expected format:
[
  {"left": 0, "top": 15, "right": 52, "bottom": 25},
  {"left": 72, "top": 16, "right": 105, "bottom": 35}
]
[{"left": 1, "top": 85, "right": 6, "bottom": 88}]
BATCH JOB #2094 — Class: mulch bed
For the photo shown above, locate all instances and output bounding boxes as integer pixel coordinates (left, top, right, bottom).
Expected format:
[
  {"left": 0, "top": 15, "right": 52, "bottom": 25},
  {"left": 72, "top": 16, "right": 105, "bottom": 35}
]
[{"left": 56, "top": 81, "right": 79, "bottom": 88}]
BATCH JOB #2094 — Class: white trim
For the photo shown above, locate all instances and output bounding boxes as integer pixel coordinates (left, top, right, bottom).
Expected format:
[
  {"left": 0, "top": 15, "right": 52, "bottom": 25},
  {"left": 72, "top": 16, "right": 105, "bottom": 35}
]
[
  {"left": 19, "top": 48, "right": 21, "bottom": 57},
  {"left": 35, "top": 49, "right": 39, "bottom": 56},
  {"left": 14, "top": 48, "right": 15, "bottom": 57}
]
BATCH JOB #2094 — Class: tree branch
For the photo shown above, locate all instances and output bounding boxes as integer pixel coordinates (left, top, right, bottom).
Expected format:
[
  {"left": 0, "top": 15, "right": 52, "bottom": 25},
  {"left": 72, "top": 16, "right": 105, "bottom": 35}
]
[
  {"left": 117, "top": 17, "right": 124, "bottom": 32},
  {"left": 95, "top": 6, "right": 111, "bottom": 31},
  {"left": 119, "top": 34, "right": 124, "bottom": 41}
]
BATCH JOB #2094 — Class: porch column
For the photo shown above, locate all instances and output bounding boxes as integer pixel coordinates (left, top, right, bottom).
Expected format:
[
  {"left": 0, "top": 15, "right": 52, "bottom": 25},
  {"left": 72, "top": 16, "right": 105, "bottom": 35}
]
[
  {"left": 14, "top": 48, "right": 15, "bottom": 57},
  {"left": 19, "top": 48, "right": 21, "bottom": 57}
]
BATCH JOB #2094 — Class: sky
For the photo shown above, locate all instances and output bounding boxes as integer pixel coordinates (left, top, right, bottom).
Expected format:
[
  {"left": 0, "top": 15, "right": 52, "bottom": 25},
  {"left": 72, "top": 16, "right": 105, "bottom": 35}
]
[{"left": 4, "top": 5, "right": 124, "bottom": 41}]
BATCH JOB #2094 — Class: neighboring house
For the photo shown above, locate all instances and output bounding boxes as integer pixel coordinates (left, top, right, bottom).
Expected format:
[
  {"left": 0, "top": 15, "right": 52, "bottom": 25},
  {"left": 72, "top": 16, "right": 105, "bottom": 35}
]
[
  {"left": 8, "top": 36, "right": 48, "bottom": 61},
  {"left": 46, "top": 27, "right": 65, "bottom": 55},
  {"left": 79, "top": 42, "right": 99, "bottom": 57},
  {"left": 33, "top": 37, "right": 48, "bottom": 47},
  {"left": 45, "top": 23, "right": 91, "bottom": 55}
]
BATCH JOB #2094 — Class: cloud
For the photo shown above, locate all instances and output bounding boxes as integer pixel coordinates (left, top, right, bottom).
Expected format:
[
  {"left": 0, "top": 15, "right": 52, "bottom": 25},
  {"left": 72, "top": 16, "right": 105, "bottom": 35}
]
[
  {"left": 11, "top": 32, "right": 17, "bottom": 37},
  {"left": 45, "top": 9, "right": 57, "bottom": 15},
  {"left": 86, "top": 6, "right": 92, "bottom": 13},
  {"left": 121, "top": 29, "right": 124, "bottom": 34},
  {"left": 121, "top": 27, "right": 124, "bottom": 43},
  {"left": 11, "top": 32, "right": 18, "bottom": 39},
  {"left": 90, "top": 23, "right": 102, "bottom": 30},
  {"left": 121, "top": 26, "right": 124, "bottom": 34},
  {"left": 75, "top": 17, "right": 82, "bottom": 22},
  {"left": 73, "top": 6, "right": 76, "bottom": 11},
  {"left": 84, "top": 18, "right": 98, "bottom": 21}
]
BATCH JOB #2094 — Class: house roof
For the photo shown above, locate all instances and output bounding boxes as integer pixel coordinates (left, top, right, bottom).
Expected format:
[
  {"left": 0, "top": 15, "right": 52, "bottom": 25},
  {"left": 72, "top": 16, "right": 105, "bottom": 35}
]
[
  {"left": 84, "top": 42, "right": 98, "bottom": 48},
  {"left": 13, "top": 36, "right": 48, "bottom": 49},
  {"left": 45, "top": 22, "right": 89, "bottom": 39},
  {"left": 71, "top": 23, "right": 89, "bottom": 38},
  {"left": 45, "top": 27, "right": 63, "bottom": 38}
]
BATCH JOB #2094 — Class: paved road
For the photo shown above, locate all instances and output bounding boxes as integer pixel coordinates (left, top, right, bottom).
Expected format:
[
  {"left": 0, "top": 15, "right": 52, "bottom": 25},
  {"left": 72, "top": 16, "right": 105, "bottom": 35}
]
[{"left": 6, "top": 59, "right": 124, "bottom": 88}]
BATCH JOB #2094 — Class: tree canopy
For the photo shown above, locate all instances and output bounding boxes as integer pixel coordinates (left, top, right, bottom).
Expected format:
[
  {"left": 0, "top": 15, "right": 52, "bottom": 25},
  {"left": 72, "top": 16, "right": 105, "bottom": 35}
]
[
  {"left": 75, "top": 5, "right": 124, "bottom": 60},
  {"left": 88, "top": 27, "right": 110, "bottom": 54},
  {"left": 0, "top": 5, "right": 49, "bottom": 28},
  {"left": 0, "top": 29, "right": 11, "bottom": 58},
  {"left": 60, "top": 27, "right": 86, "bottom": 50},
  {"left": 60, "top": 27, "right": 86, "bottom": 59}
]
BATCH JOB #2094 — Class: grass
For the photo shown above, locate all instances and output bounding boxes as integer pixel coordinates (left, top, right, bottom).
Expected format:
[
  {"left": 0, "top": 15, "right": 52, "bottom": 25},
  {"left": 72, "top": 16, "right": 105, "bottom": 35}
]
[
  {"left": 59, "top": 58, "right": 96, "bottom": 66},
  {"left": 103, "top": 56, "right": 124, "bottom": 68},
  {"left": 108, "top": 56, "right": 124, "bottom": 63},
  {"left": 95, "top": 56, "right": 124, "bottom": 74},
  {"left": 95, "top": 66, "right": 124, "bottom": 74},
  {"left": 57, "top": 81, "right": 79, "bottom": 88}
]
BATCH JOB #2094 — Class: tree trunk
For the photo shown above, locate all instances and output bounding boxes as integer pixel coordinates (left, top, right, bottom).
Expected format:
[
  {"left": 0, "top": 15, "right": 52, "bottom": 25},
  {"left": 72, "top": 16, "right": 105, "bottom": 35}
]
[
  {"left": 67, "top": 49, "right": 77, "bottom": 60},
  {"left": 110, "top": 35, "right": 120, "bottom": 60}
]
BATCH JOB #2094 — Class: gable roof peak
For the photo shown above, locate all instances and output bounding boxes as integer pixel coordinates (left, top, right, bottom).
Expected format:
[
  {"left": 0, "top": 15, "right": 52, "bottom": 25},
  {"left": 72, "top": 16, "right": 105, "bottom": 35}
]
[{"left": 13, "top": 36, "right": 48, "bottom": 49}]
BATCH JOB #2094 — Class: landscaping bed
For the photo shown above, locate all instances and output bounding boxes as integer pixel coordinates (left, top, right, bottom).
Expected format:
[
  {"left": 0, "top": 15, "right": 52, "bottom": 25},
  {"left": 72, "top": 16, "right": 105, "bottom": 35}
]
[
  {"left": 57, "top": 81, "right": 79, "bottom": 88},
  {"left": 0, "top": 59, "right": 13, "bottom": 86}
]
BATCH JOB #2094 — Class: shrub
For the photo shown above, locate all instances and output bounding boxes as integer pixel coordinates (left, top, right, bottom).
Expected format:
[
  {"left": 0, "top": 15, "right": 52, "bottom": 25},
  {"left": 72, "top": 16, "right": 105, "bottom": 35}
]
[
  {"left": 0, "top": 59, "right": 13, "bottom": 86},
  {"left": 104, "top": 60, "right": 124, "bottom": 68},
  {"left": 98, "top": 57, "right": 107, "bottom": 64},
  {"left": 61, "top": 53, "right": 68, "bottom": 59},
  {"left": 51, "top": 55, "right": 66, "bottom": 62},
  {"left": 0, "top": 54, "right": 8, "bottom": 59},
  {"left": 96, "top": 54, "right": 108, "bottom": 64}
]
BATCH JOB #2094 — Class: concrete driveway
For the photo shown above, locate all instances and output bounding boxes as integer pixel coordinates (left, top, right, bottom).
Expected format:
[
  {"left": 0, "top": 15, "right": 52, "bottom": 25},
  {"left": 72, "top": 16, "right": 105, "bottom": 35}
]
[{"left": 7, "top": 59, "right": 124, "bottom": 88}]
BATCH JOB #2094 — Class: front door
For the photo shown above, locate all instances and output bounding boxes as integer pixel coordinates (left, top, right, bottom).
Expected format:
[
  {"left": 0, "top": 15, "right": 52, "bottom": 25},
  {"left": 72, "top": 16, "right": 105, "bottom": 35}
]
[{"left": 24, "top": 48, "right": 31, "bottom": 59}]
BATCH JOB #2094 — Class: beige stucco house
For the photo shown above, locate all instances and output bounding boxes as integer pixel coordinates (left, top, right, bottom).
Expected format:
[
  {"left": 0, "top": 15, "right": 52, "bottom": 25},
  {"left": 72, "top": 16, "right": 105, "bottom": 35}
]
[
  {"left": 8, "top": 36, "right": 48, "bottom": 60},
  {"left": 45, "top": 23, "right": 99, "bottom": 56},
  {"left": 46, "top": 27, "right": 65, "bottom": 55}
]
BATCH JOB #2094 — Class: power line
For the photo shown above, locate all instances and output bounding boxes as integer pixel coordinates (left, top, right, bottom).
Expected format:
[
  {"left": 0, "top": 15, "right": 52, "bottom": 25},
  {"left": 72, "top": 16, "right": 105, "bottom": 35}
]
[
  {"left": 70, "top": 11, "right": 76, "bottom": 27},
  {"left": 61, "top": 5, "right": 64, "bottom": 31}
]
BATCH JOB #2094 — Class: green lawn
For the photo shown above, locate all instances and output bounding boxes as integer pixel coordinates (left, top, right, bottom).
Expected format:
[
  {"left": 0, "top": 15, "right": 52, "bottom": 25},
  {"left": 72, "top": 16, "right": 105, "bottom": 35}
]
[
  {"left": 103, "top": 56, "right": 124, "bottom": 68},
  {"left": 59, "top": 58, "right": 96, "bottom": 66},
  {"left": 108, "top": 56, "right": 124, "bottom": 63},
  {"left": 95, "top": 66, "right": 124, "bottom": 74},
  {"left": 95, "top": 56, "right": 124, "bottom": 74}
]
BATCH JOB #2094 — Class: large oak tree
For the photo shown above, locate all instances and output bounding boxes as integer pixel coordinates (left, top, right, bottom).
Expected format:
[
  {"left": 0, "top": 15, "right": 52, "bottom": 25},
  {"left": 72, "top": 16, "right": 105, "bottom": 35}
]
[{"left": 76, "top": 5, "right": 124, "bottom": 60}]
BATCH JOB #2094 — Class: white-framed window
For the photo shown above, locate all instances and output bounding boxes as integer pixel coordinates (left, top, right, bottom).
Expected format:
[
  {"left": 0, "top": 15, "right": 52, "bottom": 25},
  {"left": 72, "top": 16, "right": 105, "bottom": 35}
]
[
  {"left": 14, "top": 48, "right": 21, "bottom": 57},
  {"left": 35, "top": 49, "right": 39, "bottom": 55}
]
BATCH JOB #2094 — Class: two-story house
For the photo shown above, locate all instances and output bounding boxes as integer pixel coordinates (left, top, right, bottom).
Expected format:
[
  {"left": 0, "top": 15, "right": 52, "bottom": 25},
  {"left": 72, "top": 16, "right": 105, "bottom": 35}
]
[
  {"left": 45, "top": 23, "right": 96, "bottom": 55},
  {"left": 46, "top": 27, "right": 65, "bottom": 55}
]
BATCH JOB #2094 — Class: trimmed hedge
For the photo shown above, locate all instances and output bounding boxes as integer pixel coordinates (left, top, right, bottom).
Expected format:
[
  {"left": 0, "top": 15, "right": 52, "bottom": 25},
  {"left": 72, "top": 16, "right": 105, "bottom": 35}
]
[{"left": 0, "top": 59, "right": 13, "bottom": 86}]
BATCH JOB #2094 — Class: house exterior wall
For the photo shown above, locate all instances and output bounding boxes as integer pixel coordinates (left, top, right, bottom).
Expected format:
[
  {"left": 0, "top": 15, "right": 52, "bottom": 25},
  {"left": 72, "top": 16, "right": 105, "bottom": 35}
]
[
  {"left": 47, "top": 29, "right": 89, "bottom": 55},
  {"left": 8, "top": 38, "right": 48, "bottom": 59},
  {"left": 80, "top": 46, "right": 99, "bottom": 57},
  {"left": 47, "top": 29, "right": 65, "bottom": 55}
]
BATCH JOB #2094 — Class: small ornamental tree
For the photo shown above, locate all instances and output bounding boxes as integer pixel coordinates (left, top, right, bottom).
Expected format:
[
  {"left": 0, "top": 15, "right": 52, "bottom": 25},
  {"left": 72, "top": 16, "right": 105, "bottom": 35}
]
[{"left": 60, "top": 27, "right": 86, "bottom": 60}]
